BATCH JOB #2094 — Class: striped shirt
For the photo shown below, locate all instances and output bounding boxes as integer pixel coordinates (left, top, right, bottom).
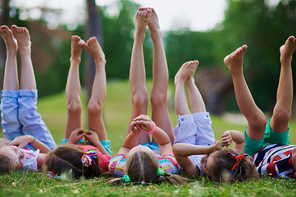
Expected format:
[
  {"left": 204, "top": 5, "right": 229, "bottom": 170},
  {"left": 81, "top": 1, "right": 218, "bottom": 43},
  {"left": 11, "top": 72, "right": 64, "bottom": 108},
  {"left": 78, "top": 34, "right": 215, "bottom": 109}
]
[
  {"left": 22, "top": 146, "right": 39, "bottom": 171},
  {"left": 252, "top": 144, "right": 296, "bottom": 178},
  {"left": 108, "top": 151, "right": 180, "bottom": 177}
]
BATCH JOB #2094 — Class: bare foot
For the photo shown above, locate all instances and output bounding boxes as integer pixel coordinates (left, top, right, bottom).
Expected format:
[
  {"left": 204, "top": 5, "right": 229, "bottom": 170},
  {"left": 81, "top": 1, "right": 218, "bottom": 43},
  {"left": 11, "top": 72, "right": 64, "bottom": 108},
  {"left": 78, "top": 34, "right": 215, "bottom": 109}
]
[
  {"left": 84, "top": 36, "right": 106, "bottom": 65},
  {"left": 11, "top": 25, "right": 31, "bottom": 55},
  {"left": 70, "top": 35, "right": 85, "bottom": 62},
  {"left": 0, "top": 25, "right": 17, "bottom": 54},
  {"left": 174, "top": 60, "right": 199, "bottom": 84},
  {"left": 147, "top": 8, "right": 160, "bottom": 33},
  {"left": 134, "top": 9, "right": 151, "bottom": 40},
  {"left": 280, "top": 36, "right": 296, "bottom": 66},
  {"left": 224, "top": 45, "right": 247, "bottom": 74}
]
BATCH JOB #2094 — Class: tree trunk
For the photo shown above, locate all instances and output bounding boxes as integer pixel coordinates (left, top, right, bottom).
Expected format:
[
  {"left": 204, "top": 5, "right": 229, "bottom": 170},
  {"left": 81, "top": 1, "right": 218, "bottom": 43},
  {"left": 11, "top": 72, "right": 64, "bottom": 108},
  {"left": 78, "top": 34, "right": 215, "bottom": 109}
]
[
  {"left": 0, "top": 0, "right": 11, "bottom": 93},
  {"left": 86, "top": 0, "right": 103, "bottom": 101}
]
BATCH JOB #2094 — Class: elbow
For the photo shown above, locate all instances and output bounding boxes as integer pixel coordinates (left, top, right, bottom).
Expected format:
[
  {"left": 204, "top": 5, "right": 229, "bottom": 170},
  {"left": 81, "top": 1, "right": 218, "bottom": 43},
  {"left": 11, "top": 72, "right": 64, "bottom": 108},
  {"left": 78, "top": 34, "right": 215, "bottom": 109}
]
[{"left": 173, "top": 143, "right": 180, "bottom": 156}]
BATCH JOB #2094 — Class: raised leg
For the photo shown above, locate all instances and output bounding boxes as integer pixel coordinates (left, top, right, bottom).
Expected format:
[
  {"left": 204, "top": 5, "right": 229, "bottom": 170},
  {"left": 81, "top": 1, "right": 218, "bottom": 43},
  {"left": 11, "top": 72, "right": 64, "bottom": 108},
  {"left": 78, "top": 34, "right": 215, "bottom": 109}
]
[
  {"left": 224, "top": 45, "right": 266, "bottom": 140},
  {"left": 85, "top": 37, "right": 108, "bottom": 140},
  {"left": 64, "top": 36, "right": 85, "bottom": 138},
  {"left": 128, "top": 9, "right": 151, "bottom": 144},
  {"left": 11, "top": 25, "right": 56, "bottom": 149},
  {"left": 270, "top": 36, "right": 296, "bottom": 133},
  {"left": 11, "top": 25, "right": 35, "bottom": 90},
  {"left": 1, "top": 25, "right": 18, "bottom": 90},
  {"left": 148, "top": 8, "right": 174, "bottom": 143},
  {"left": 174, "top": 61, "right": 201, "bottom": 115},
  {"left": 0, "top": 25, "right": 21, "bottom": 141},
  {"left": 184, "top": 61, "right": 205, "bottom": 113}
]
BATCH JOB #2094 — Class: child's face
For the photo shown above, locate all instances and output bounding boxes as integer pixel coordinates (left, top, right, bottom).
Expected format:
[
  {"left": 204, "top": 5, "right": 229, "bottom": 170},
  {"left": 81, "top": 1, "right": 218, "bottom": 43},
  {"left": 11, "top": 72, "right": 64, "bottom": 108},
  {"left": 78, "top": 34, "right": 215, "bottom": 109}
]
[
  {"left": 200, "top": 151, "right": 218, "bottom": 176},
  {"left": 0, "top": 146, "right": 25, "bottom": 170}
]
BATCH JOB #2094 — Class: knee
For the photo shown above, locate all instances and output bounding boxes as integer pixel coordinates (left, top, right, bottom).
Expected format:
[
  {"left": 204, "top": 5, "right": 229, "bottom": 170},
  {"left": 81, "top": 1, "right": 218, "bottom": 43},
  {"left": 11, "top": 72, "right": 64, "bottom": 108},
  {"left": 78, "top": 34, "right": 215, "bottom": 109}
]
[
  {"left": 132, "top": 90, "right": 148, "bottom": 109},
  {"left": 67, "top": 100, "right": 82, "bottom": 117},
  {"left": 272, "top": 107, "right": 291, "bottom": 125},
  {"left": 248, "top": 111, "right": 267, "bottom": 131},
  {"left": 150, "top": 90, "right": 167, "bottom": 108},
  {"left": 87, "top": 99, "right": 103, "bottom": 117}
]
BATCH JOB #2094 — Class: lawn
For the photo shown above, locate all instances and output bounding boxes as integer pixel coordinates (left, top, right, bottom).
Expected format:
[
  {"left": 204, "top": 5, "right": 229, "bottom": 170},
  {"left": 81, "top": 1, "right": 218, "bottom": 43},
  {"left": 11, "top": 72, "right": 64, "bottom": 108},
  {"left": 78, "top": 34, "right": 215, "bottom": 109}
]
[{"left": 0, "top": 80, "right": 296, "bottom": 196}]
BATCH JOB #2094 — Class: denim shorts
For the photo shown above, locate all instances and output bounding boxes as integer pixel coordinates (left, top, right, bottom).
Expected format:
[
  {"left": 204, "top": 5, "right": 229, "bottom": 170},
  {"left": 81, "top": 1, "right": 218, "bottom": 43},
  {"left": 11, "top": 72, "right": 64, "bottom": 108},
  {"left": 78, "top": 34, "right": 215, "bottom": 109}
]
[{"left": 1, "top": 90, "right": 57, "bottom": 150}]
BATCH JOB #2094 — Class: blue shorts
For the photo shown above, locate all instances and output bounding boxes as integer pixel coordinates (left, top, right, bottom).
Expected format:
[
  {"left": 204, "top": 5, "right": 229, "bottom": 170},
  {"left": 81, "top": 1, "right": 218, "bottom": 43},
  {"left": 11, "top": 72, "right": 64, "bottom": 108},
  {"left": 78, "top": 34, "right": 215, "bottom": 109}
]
[
  {"left": 244, "top": 118, "right": 291, "bottom": 156},
  {"left": 173, "top": 111, "right": 215, "bottom": 146},
  {"left": 1, "top": 90, "right": 57, "bottom": 150},
  {"left": 61, "top": 138, "right": 112, "bottom": 156}
]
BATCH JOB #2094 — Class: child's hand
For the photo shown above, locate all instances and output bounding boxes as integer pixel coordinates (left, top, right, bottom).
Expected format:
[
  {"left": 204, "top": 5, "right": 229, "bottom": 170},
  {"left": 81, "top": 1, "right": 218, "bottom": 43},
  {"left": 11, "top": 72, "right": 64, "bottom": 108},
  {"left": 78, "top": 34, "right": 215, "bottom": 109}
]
[
  {"left": 85, "top": 130, "right": 100, "bottom": 144},
  {"left": 213, "top": 141, "right": 222, "bottom": 151},
  {"left": 8, "top": 135, "right": 34, "bottom": 149},
  {"left": 130, "top": 114, "right": 154, "bottom": 133},
  {"left": 221, "top": 131, "right": 233, "bottom": 147},
  {"left": 67, "top": 128, "right": 85, "bottom": 145}
]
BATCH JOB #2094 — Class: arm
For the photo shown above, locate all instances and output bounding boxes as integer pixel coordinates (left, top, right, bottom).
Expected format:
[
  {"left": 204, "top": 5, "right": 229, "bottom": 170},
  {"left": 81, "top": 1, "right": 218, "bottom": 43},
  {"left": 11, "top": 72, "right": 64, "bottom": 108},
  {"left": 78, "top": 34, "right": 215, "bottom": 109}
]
[
  {"left": 116, "top": 129, "right": 141, "bottom": 155},
  {"left": 84, "top": 130, "right": 110, "bottom": 155},
  {"left": 8, "top": 135, "right": 51, "bottom": 153},
  {"left": 152, "top": 126, "right": 173, "bottom": 155},
  {"left": 172, "top": 142, "right": 222, "bottom": 177},
  {"left": 221, "top": 130, "right": 245, "bottom": 154},
  {"left": 131, "top": 114, "right": 173, "bottom": 156}
]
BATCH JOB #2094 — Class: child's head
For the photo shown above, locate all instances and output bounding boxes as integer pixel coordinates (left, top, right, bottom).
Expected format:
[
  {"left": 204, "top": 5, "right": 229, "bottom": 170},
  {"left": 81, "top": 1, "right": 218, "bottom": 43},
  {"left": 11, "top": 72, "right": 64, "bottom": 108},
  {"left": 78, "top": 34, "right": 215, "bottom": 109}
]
[
  {"left": 201, "top": 148, "right": 257, "bottom": 182},
  {"left": 42, "top": 145, "right": 102, "bottom": 179},
  {"left": 0, "top": 146, "right": 25, "bottom": 172},
  {"left": 125, "top": 145, "right": 160, "bottom": 183},
  {"left": 108, "top": 145, "right": 186, "bottom": 185}
]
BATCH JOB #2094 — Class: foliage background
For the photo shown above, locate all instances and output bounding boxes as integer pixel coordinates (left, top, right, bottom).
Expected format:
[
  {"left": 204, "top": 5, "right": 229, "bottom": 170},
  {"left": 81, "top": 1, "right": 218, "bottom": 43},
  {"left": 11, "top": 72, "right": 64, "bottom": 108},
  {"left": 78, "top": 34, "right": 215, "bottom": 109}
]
[{"left": 2, "top": 0, "right": 296, "bottom": 113}]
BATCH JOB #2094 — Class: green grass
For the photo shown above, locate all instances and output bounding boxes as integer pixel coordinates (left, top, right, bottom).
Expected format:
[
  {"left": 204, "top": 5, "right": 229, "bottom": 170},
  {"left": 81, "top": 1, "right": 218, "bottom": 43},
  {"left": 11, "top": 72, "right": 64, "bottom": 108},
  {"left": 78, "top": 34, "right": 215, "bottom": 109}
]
[{"left": 1, "top": 79, "right": 296, "bottom": 196}]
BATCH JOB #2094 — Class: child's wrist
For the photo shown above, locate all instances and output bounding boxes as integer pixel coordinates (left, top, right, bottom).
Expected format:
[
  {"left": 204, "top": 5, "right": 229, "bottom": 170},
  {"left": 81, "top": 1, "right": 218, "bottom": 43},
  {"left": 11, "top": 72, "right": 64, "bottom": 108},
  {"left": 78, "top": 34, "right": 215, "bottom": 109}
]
[
  {"left": 136, "top": 121, "right": 156, "bottom": 135},
  {"left": 31, "top": 137, "right": 35, "bottom": 144}
]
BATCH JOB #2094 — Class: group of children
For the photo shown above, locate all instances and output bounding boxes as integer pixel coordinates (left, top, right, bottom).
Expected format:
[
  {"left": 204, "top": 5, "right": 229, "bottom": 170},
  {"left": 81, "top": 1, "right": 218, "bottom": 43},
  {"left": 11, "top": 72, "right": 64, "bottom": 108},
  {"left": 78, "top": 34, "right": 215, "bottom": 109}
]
[{"left": 0, "top": 7, "right": 295, "bottom": 184}]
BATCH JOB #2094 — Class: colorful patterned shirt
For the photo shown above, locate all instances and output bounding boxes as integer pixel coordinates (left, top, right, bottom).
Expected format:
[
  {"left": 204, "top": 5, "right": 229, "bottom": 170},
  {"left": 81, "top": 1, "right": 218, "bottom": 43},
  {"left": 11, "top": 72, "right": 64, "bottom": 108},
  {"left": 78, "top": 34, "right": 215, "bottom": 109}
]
[
  {"left": 252, "top": 144, "right": 296, "bottom": 178},
  {"left": 81, "top": 145, "right": 111, "bottom": 172},
  {"left": 108, "top": 151, "right": 180, "bottom": 177}
]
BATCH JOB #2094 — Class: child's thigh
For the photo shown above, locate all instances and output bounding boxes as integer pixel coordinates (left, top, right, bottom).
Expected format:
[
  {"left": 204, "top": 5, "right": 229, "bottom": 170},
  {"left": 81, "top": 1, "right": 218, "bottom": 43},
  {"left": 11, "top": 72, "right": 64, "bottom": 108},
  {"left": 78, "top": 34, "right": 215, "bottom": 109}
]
[
  {"left": 1, "top": 90, "right": 22, "bottom": 140},
  {"left": 173, "top": 114, "right": 197, "bottom": 144},
  {"left": 18, "top": 90, "right": 57, "bottom": 149},
  {"left": 193, "top": 112, "right": 215, "bottom": 146}
]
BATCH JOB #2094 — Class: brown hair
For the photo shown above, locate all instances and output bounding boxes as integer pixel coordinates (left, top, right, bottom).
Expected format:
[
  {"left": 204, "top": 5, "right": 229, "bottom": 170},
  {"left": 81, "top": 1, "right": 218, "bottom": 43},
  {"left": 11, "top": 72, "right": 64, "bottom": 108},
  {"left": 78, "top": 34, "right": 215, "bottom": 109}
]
[
  {"left": 108, "top": 150, "right": 187, "bottom": 185},
  {"left": 208, "top": 148, "right": 257, "bottom": 182},
  {"left": 42, "top": 145, "right": 102, "bottom": 179},
  {"left": 0, "top": 153, "right": 12, "bottom": 173}
]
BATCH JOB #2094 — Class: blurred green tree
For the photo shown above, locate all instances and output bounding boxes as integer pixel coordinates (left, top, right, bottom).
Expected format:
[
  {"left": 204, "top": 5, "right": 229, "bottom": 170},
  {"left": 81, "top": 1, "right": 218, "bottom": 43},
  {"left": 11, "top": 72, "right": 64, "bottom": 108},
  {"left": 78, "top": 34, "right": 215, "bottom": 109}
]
[{"left": 220, "top": 0, "right": 296, "bottom": 111}]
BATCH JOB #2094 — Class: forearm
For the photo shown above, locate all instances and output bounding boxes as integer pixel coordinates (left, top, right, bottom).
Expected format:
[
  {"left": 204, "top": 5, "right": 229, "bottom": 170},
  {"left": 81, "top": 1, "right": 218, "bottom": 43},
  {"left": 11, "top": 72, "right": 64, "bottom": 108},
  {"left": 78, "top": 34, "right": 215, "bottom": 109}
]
[
  {"left": 173, "top": 143, "right": 215, "bottom": 157},
  {"left": 152, "top": 127, "right": 171, "bottom": 145},
  {"left": 229, "top": 130, "right": 245, "bottom": 153},
  {"left": 122, "top": 132, "right": 140, "bottom": 149},
  {"left": 229, "top": 130, "right": 245, "bottom": 144},
  {"left": 31, "top": 138, "right": 51, "bottom": 153}
]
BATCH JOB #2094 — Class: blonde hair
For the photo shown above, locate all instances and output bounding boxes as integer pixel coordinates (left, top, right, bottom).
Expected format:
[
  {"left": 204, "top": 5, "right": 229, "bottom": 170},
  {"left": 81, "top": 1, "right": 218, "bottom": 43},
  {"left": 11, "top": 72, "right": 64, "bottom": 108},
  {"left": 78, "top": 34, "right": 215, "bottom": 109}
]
[
  {"left": 108, "top": 150, "right": 187, "bottom": 185},
  {"left": 42, "top": 145, "right": 102, "bottom": 179}
]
